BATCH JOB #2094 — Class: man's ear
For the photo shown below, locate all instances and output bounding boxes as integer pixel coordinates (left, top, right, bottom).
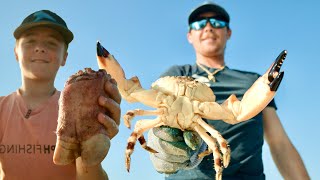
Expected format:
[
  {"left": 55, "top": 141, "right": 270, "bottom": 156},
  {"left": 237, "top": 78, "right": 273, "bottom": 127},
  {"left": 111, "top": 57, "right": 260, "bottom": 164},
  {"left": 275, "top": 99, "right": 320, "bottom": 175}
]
[
  {"left": 187, "top": 31, "right": 193, "bottom": 44},
  {"left": 227, "top": 28, "right": 232, "bottom": 40}
]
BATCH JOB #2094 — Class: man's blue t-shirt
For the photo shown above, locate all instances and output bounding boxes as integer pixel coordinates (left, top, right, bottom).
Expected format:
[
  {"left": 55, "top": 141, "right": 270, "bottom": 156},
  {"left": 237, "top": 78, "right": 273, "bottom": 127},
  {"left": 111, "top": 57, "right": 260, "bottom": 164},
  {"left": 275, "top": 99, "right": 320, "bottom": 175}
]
[{"left": 161, "top": 64, "right": 276, "bottom": 180}]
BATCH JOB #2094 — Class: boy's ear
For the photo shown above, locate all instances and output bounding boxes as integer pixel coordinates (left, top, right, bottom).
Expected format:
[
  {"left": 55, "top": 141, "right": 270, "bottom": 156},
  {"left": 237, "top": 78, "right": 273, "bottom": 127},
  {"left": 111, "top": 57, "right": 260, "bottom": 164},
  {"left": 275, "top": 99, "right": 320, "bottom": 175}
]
[
  {"left": 61, "top": 51, "right": 68, "bottom": 66},
  {"left": 14, "top": 46, "right": 19, "bottom": 62}
]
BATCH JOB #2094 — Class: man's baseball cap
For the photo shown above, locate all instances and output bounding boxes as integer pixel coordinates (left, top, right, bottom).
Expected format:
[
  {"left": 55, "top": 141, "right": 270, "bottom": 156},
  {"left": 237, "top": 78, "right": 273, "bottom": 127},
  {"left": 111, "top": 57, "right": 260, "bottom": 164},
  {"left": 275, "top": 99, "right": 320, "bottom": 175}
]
[
  {"left": 14, "top": 10, "right": 73, "bottom": 44},
  {"left": 188, "top": 2, "right": 230, "bottom": 25}
]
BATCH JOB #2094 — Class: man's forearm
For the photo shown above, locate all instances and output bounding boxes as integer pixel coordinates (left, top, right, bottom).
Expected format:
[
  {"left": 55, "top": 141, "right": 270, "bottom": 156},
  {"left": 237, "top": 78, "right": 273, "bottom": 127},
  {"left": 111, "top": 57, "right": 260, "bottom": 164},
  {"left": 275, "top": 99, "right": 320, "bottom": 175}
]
[
  {"left": 263, "top": 108, "right": 310, "bottom": 180},
  {"left": 270, "top": 141, "right": 310, "bottom": 180},
  {"left": 76, "top": 157, "right": 108, "bottom": 180}
]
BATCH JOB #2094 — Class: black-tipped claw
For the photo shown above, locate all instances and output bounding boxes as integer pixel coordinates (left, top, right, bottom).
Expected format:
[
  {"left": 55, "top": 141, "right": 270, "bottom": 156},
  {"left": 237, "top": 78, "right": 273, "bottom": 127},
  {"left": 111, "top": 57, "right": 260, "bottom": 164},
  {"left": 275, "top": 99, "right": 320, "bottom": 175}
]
[
  {"left": 269, "top": 71, "right": 284, "bottom": 91},
  {"left": 97, "top": 41, "right": 110, "bottom": 57},
  {"left": 268, "top": 50, "right": 287, "bottom": 91}
]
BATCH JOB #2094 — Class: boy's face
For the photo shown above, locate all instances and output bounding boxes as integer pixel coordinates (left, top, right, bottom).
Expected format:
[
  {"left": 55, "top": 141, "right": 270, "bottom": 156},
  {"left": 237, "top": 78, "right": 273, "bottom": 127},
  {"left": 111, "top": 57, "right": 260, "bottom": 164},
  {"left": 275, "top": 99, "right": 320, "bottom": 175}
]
[{"left": 14, "top": 26, "right": 68, "bottom": 81}]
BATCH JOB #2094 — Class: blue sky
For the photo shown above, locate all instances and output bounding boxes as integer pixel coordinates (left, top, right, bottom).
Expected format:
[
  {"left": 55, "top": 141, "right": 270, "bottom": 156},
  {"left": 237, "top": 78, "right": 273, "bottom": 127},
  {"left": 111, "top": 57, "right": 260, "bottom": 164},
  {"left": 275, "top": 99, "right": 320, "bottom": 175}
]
[{"left": 0, "top": 0, "right": 319, "bottom": 179}]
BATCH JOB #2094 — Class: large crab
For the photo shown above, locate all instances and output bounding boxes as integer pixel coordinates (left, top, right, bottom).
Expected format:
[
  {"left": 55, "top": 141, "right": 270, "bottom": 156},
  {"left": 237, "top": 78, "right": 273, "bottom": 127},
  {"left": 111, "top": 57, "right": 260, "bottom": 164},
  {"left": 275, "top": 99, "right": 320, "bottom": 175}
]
[{"left": 96, "top": 42, "right": 286, "bottom": 180}]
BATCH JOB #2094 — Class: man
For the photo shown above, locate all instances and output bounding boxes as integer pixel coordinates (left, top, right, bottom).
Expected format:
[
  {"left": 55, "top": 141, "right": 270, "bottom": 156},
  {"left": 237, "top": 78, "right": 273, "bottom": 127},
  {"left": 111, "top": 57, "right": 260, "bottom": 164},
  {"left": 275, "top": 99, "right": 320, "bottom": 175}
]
[
  {"left": 0, "top": 10, "right": 121, "bottom": 179},
  {"left": 148, "top": 2, "right": 310, "bottom": 180}
]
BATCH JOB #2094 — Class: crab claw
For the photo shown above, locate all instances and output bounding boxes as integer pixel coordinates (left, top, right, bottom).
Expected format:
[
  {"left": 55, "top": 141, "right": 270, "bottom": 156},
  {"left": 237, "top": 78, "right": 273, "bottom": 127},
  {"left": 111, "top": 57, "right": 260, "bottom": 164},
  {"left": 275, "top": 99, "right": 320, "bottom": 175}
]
[
  {"left": 97, "top": 41, "right": 110, "bottom": 57},
  {"left": 268, "top": 50, "right": 287, "bottom": 91},
  {"left": 96, "top": 41, "right": 125, "bottom": 83},
  {"left": 96, "top": 41, "right": 144, "bottom": 103}
]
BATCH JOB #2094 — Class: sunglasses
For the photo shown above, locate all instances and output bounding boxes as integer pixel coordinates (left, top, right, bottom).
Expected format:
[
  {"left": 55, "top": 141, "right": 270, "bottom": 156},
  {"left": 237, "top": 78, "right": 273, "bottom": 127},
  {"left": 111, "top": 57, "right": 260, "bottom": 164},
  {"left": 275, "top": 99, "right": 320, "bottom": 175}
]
[{"left": 189, "top": 17, "right": 228, "bottom": 30}]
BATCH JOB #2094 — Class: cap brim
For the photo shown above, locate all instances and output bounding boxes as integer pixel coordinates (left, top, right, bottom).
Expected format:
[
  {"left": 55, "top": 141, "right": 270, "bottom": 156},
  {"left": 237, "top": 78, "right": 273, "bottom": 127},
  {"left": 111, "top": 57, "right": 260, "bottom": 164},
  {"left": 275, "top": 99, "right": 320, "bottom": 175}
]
[
  {"left": 188, "top": 4, "right": 230, "bottom": 24},
  {"left": 14, "top": 22, "right": 74, "bottom": 44}
]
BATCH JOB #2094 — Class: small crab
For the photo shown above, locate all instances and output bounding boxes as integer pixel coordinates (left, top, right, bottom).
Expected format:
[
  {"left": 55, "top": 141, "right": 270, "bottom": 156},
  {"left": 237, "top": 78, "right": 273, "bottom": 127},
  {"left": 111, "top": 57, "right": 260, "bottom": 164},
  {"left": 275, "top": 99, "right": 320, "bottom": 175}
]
[{"left": 96, "top": 42, "right": 286, "bottom": 180}]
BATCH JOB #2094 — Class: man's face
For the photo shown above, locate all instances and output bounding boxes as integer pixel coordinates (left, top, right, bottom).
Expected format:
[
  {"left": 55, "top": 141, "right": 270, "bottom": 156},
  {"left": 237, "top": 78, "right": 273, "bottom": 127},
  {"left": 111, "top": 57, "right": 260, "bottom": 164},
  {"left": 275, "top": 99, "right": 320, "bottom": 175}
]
[
  {"left": 14, "top": 26, "right": 68, "bottom": 81},
  {"left": 187, "top": 12, "right": 231, "bottom": 57}
]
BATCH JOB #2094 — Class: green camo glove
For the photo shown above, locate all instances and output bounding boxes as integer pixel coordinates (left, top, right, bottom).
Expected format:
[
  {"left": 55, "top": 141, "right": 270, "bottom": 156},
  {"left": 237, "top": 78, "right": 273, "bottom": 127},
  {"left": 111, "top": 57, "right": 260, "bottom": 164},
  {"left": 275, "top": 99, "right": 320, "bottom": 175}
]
[{"left": 147, "top": 126, "right": 206, "bottom": 174}]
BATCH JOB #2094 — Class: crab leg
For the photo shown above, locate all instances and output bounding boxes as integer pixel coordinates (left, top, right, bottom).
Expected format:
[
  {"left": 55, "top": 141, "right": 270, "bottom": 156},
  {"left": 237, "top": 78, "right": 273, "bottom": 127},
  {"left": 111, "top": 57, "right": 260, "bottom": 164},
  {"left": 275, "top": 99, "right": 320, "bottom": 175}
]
[
  {"left": 193, "top": 124, "right": 224, "bottom": 180},
  {"left": 196, "top": 118, "right": 231, "bottom": 167},
  {"left": 194, "top": 100, "right": 235, "bottom": 123},
  {"left": 198, "top": 148, "right": 213, "bottom": 158},
  {"left": 124, "top": 109, "right": 164, "bottom": 129},
  {"left": 126, "top": 117, "right": 164, "bottom": 172}
]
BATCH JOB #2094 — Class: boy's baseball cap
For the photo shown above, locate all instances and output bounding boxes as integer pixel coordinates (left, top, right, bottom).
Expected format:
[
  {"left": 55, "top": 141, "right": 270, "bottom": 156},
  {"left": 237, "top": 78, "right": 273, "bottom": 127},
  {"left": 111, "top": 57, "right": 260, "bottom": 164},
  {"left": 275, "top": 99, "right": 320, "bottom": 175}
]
[
  {"left": 14, "top": 10, "right": 73, "bottom": 44},
  {"left": 188, "top": 2, "right": 230, "bottom": 24}
]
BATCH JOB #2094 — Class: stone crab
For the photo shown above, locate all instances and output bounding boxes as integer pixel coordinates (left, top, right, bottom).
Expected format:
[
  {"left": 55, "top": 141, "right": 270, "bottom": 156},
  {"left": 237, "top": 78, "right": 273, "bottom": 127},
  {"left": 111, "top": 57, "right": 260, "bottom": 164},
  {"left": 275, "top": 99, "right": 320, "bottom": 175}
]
[
  {"left": 53, "top": 68, "right": 113, "bottom": 167},
  {"left": 96, "top": 42, "right": 286, "bottom": 179}
]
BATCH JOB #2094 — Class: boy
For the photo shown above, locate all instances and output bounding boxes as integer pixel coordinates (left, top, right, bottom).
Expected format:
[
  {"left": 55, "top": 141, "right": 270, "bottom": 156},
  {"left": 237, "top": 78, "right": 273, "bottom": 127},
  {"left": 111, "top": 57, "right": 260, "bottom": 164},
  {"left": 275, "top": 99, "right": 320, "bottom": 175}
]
[{"left": 0, "top": 10, "right": 121, "bottom": 179}]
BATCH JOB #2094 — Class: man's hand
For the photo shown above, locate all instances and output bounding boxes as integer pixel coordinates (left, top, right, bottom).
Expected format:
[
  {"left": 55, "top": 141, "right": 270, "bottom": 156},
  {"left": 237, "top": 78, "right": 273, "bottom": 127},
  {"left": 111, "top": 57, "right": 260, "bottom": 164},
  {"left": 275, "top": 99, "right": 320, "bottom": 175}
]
[
  {"left": 98, "top": 78, "right": 121, "bottom": 139},
  {"left": 148, "top": 126, "right": 206, "bottom": 174}
]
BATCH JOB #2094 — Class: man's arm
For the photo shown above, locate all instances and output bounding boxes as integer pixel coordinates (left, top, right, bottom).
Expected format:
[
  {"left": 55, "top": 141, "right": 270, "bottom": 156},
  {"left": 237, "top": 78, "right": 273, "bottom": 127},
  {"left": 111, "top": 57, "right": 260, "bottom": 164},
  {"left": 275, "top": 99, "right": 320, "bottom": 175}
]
[
  {"left": 76, "top": 158, "right": 108, "bottom": 180},
  {"left": 263, "top": 107, "right": 310, "bottom": 179}
]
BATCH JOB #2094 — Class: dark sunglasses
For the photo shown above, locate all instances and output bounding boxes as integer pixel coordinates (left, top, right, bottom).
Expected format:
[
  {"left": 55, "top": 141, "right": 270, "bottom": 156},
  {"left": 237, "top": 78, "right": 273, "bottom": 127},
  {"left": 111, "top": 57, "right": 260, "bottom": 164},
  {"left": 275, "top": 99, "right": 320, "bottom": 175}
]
[{"left": 189, "top": 17, "right": 228, "bottom": 30}]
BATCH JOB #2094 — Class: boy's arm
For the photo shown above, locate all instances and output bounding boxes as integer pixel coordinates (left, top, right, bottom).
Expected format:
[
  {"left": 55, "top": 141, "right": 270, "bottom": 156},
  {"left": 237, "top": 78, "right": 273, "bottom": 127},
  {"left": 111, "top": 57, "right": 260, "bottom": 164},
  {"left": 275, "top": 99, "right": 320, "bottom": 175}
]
[{"left": 76, "top": 157, "right": 108, "bottom": 180}]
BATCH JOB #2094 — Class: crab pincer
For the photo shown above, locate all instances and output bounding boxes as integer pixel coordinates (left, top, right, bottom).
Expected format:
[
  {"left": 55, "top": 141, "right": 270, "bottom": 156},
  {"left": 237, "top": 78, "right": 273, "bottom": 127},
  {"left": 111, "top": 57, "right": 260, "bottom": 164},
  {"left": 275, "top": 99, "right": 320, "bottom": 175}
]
[
  {"left": 97, "top": 41, "right": 110, "bottom": 57},
  {"left": 268, "top": 50, "right": 287, "bottom": 91}
]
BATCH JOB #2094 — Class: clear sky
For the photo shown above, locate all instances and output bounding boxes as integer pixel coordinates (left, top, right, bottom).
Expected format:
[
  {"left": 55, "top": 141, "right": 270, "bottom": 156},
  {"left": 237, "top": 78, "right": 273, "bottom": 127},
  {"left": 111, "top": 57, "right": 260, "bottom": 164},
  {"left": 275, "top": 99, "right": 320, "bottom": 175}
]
[{"left": 0, "top": 0, "right": 319, "bottom": 179}]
